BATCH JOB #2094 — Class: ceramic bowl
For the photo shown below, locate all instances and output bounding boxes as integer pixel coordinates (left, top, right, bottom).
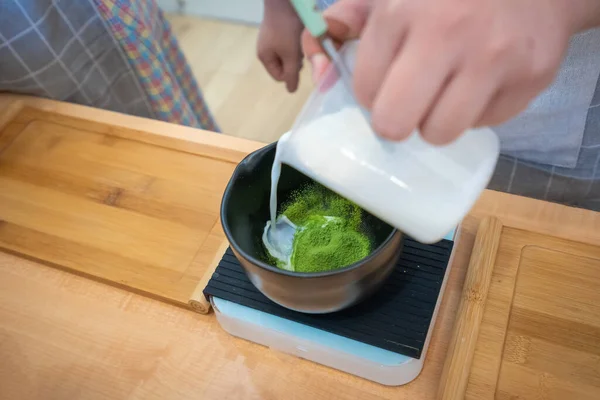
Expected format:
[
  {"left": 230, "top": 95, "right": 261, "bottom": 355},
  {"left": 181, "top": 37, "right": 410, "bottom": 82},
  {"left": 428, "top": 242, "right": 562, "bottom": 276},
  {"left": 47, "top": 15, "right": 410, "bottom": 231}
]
[{"left": 220, "top": 142, "right": 403, "bottom": 314}]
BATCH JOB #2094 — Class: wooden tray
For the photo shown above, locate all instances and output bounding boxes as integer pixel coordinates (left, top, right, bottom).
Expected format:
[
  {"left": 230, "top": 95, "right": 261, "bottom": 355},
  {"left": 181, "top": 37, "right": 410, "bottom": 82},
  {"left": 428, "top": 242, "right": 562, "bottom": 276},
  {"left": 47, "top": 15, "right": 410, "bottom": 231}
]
[
  {"left": 0, "top": 98, "right": 262, "bottom": 313},
  {"left": 7, "top": 96, "right": 600, "bottom": 400},
  {"left": 438, "top": 216, "right": 600, "bottom": 399}
]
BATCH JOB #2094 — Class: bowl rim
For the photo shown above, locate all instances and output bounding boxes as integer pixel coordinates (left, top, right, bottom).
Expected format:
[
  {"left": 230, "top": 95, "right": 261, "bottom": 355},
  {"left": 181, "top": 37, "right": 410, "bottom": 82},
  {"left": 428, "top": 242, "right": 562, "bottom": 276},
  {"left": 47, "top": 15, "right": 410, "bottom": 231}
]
[{"left": 220, "top": 141, "right": 401, "bottom": 279}]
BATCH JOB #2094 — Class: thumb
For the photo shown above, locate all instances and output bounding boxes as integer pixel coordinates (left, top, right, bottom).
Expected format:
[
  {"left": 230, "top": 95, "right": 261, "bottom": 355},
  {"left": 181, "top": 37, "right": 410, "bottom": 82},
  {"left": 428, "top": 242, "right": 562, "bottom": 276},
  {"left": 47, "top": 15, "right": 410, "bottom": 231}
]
[
  {"left": 282, "top": 52, "right": 302, "bottom": 93},
  {"left": 301, "top": 0, "right": 373, "bottom": 81}
]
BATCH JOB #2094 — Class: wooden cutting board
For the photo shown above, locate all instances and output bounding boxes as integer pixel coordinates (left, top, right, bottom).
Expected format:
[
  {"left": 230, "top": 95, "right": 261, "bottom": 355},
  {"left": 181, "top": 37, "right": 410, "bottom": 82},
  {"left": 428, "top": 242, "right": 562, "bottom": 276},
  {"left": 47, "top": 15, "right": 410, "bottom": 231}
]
[
  {"left": 439, "top": 215, "right": 600, "bottom": 399},
  {"left": 6, "top": 95, "right": 600, "bottom": 400},
  {"left": 0, "top": 98, "right": 262, "bottom": 313}
]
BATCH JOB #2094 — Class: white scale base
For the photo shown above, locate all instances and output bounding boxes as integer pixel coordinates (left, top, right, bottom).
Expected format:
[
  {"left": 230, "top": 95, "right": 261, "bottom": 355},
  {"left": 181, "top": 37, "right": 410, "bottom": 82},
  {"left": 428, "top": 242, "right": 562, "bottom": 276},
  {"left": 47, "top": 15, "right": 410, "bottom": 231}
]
[{"left": 211, "top": 228, "right": 457, "bottom": 386}]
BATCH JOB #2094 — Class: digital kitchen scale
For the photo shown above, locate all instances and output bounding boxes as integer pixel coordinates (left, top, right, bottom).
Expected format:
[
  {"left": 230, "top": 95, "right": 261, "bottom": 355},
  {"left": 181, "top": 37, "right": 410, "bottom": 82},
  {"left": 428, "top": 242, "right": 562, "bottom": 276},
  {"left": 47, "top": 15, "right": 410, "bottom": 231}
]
[{"left": 204, "top": 228, "right": 457, "bottom": 386}]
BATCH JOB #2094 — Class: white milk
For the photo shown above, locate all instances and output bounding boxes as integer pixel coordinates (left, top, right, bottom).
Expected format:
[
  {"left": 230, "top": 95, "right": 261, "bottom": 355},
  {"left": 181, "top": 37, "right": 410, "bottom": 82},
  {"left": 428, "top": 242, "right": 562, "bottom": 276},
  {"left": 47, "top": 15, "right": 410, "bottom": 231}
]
[
  {"left": 269, "top": 152, "right": 282, "bottom": 226},
  {"left": 274, "top": 107, "right": 499, "bottom": 244},
  {"left": 264, "top": 144, "right": 297, "bottom": 269}
]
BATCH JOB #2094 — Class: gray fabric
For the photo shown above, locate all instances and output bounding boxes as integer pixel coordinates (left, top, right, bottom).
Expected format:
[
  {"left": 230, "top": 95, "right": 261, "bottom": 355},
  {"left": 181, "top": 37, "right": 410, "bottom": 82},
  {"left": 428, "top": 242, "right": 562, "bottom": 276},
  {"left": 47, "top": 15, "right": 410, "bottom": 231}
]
[
  {"left": 488, "top": 156, "right": 600, "bottom": 210},
  {"left": 494, "top": 29, "right": 600, "bottom": 169},
  {"left": 0, "top": 0, "right": 218, "bottom": 131},
  {"left": 490, "top": 30, "right": 600, "bottom": 208},
  {"left": 0, "top": 0, "right": 155, "bottom": 119}
]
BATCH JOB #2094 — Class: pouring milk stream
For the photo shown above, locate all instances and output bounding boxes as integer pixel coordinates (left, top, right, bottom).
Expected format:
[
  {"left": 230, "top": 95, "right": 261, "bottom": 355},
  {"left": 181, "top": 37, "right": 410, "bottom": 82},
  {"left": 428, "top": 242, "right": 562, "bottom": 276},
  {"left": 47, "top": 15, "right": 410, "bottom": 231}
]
[{"left": 265, "top": 40, "right": 499, "bottom": 251}]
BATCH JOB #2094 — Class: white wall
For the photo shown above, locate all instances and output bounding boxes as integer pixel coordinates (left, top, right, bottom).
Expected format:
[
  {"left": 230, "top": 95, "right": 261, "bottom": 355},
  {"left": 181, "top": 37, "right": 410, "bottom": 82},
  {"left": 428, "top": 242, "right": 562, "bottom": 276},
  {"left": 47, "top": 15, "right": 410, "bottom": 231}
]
[{"left": 157, "top": 0, "right": 264, "bottom": 25}]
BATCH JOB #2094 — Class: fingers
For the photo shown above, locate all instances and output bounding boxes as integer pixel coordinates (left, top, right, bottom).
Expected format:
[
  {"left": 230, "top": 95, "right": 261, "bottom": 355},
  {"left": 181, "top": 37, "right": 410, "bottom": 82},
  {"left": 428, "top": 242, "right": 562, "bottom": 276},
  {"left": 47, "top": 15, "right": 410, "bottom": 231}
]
[
  {"left": 258, "top": 25, "right": 303, "bottom": 93},
  {"left": 309, "top": 53, "right": 329, "bottom": 83},
  {"left": 476, "top": 85, "right": 536, "bottom": 127},
  {"left": 419, "top": 69, "right": 497, "bottom": 145},
  {"left": 298, "top": 0, "right": 559, "bottom": 146},
  {"left": 369, "top": 32, "right": 456, "bottom": 142},
  {"left": 258, "top": 49, "right": 302, "bottom": 93},
  {"left": 302, "top": 0, "right": 372, "bottom": 83},
  {"left": 353, "top": 1, "right": 408, "bottom": 109},
  {"left": 259, "top": 51, "right": 285, "bottom": 82},
  {"left": 301, "top": 18, "right": 350, "bottom": 60},
  {"left": 420, "top": 35, "right": 550, "bottom": 139},
  {"left": 282, "top": 52, "right": 303, "bottom": 93},
  {"left": 301, "top": 17, "right": 350, "bottom": 84}
]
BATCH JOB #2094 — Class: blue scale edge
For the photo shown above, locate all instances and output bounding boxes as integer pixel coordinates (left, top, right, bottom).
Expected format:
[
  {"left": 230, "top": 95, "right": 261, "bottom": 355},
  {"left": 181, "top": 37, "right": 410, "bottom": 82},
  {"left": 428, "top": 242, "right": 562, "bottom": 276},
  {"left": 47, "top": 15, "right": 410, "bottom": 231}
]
[{"left": 213, "top": 228, "right": 457, "bottom": 366}]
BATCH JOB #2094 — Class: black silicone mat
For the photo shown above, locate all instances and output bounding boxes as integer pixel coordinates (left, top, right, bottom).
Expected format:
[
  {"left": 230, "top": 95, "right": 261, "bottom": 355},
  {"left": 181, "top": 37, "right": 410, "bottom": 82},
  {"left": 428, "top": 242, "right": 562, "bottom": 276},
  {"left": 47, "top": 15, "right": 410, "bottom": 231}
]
[{"left": 204, "top": 238, "right": 453, "bottom": 359}]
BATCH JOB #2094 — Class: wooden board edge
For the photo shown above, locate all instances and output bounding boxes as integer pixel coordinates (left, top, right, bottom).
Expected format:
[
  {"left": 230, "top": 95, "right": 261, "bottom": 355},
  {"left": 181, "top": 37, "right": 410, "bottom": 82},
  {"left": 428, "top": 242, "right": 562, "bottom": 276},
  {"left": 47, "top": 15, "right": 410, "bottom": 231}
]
[
  {"left": 0, "top": 94, "right": 255, "bottom": 315},
  {"left": 0, "top": 97, "right": 24, "bottom": 131},
  {"left": 437, "top": 216, "right": 503, "bottom": 400},
  {"left": 2, "top": 94, "right": 265, "bottom": 162},
  {"left": 188, "top": 239, "right": 229, "bottom": 314},
  {"left": 473, "top": 189, "right": 600, "bottom": 247},
  {"left": 0, "top": 98, "right": 25, "bottom": 154},
  {"left": 0, "top": 245, "right": 196, "bottom": 311}
]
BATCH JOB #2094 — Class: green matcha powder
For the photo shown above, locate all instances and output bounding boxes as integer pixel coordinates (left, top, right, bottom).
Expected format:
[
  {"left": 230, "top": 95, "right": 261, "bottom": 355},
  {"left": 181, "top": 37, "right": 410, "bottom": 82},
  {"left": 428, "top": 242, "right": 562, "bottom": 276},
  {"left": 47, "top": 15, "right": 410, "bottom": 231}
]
[{"left": 270, "top": 183, "right": 372, "bottom": 273}]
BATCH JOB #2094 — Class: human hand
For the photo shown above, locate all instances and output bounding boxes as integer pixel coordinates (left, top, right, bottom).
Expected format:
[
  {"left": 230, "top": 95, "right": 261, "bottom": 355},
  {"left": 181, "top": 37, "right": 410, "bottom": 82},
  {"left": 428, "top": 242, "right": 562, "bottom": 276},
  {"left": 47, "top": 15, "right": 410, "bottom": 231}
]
[
  {"left": 258, "top": 0, "right": 305, "bottom": 92},
  {"left": 303, "top": 0, "right": 593, "bottom": 145}
]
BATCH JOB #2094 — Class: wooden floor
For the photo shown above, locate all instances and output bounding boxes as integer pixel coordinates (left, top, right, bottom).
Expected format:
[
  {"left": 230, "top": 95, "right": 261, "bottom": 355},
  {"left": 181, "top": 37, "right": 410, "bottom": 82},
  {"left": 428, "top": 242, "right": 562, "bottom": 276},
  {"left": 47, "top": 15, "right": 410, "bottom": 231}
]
[{"left": 167, "top": 15, "right": 313, "bottom": 143}]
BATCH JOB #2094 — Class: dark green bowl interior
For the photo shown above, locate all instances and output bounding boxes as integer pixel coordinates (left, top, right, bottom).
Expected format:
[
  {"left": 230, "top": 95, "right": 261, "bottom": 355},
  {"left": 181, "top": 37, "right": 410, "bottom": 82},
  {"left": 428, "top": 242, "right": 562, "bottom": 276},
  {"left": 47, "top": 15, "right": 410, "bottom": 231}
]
[{"left": 222, "top": 143, "right": 396, "bottom": 272}]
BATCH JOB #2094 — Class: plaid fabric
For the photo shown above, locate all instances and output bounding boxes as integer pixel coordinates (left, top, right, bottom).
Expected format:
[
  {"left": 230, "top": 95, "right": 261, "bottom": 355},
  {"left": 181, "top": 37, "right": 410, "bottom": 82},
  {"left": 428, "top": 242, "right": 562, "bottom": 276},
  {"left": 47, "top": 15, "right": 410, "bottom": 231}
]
[{"left": 0, "top": 0, "right": 219, "bottom": 132}]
